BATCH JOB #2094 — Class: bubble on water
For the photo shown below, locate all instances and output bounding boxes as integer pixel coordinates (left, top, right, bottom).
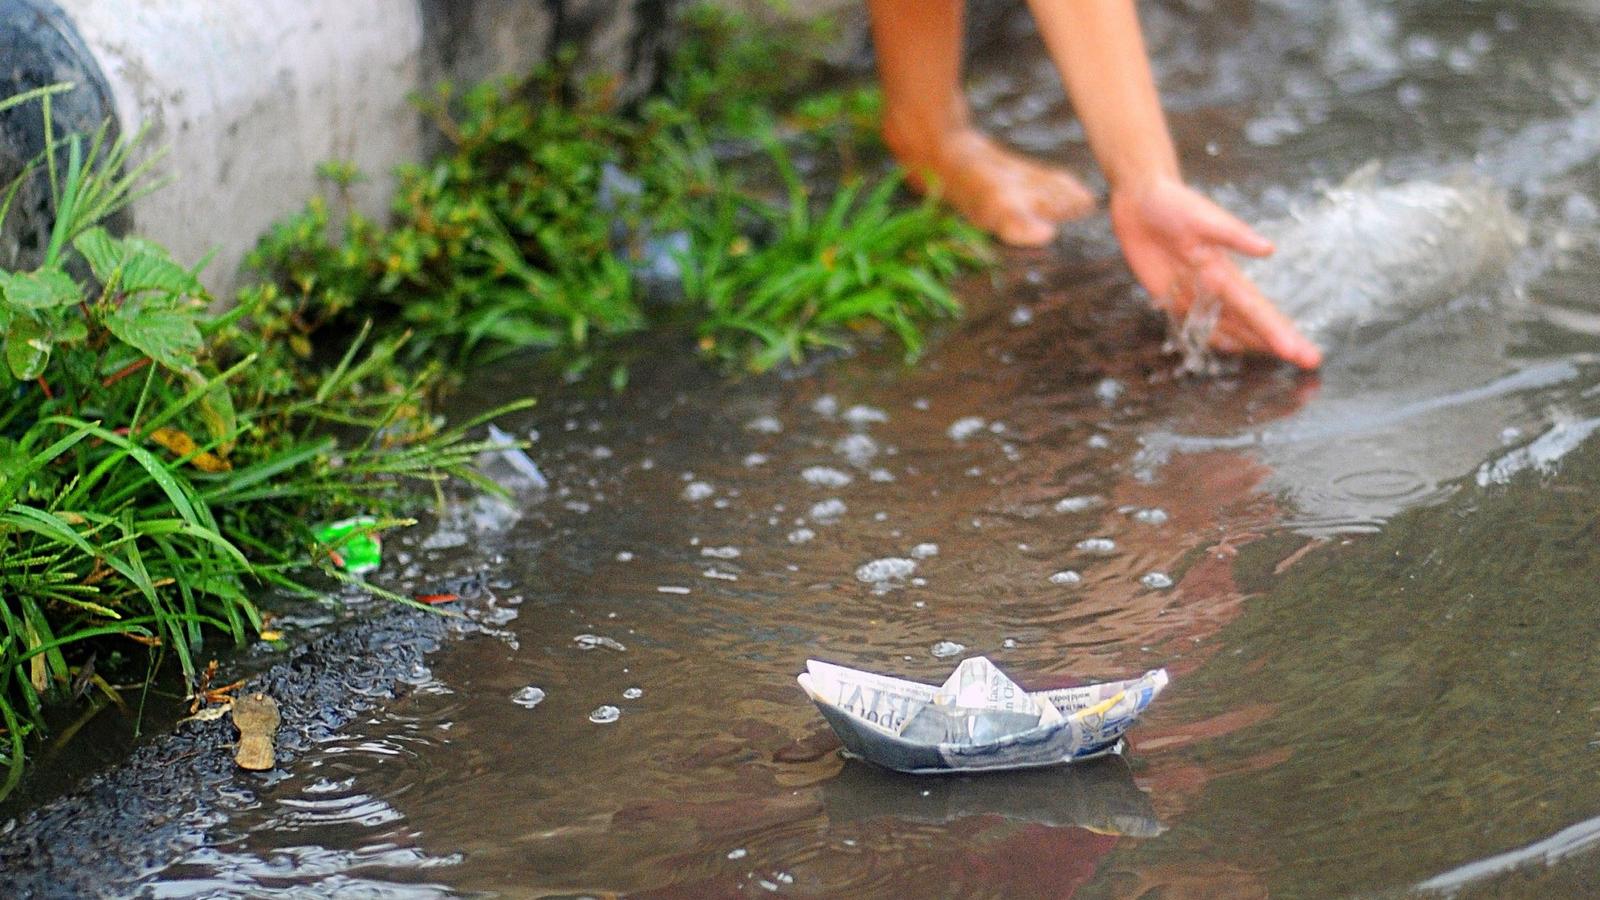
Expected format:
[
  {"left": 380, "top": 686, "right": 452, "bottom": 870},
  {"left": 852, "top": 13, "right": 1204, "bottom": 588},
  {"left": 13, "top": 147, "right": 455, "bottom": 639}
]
[
  {"left": 1009, "top": 305, "right": 1035, "bottom": 326},
  {"left": 702, "top": 568, "right": 738, "bottom": 581},
  {"left": 812, "top": 395, "right": 839, "bottom": 417},
  {"left": 868, "top": 468, "right": 896, "bottom": 483},
  {"left": 1133, "top": 507, "right": 1169, "bottom": 525},
  {"left": 702, "top": 546, "right": 741, "bottom": 559},
  {"left": 421, "top": 529, "right": 468, "bottom": 550},
  {"left": 873, "top": 511, "right": 888, "bottom": 522},
  {"left": 682, "top": 481, "right": 714, "bottom": 502},
  {"left": 1141, "top": 572, "right": 1174, "bottom": 589},
  {"left": 930, "top": 640, "right": 966, "bottom": 659},
  {"left": 947, "top": 416, "right": 986, "bottom": 441},
  {"left": 615, "top": 550, "right": 635, "bottom": 562},
  {"left": 1095, "top": 378, "right": 1125, "bottom": 404},
  {"left": 855, "top": 557, "right": 917, "bottom": 584},
  {"left": 482, "top": 605, "right": 519, "bottom": 626},
  {"left": 1054, "top": 495, "right": 1104, "bottom": 513},
  {"left": 744, "top": 453, "right": 769, "bottom": 468},
  {"left": 1087, "top": 434, "right": 1111, "bottom": 449},
  {"left": 842, "top": 404, "right": 888, "bottom": 427},
  {"left": 511, "top": 686, "right": 546, "bottom": 709},
  {"left": 1002, "top": 638, "right": 1019, "bottom": 649},
  {"left": 623, "top": 687, "right": 644, "bottom": 700},
  {"left": 574, "top": 634, "right": 627, "bottom": 652},
  {"left": 1049, "top": 570, "right": 1083, "bottom": 586},
  {"left": 811, "top": 498, "right": 847, "bottom": 521},
  {"left": 727, "top": 848, "right": 748, "bottom": 860},
  {"left": 657, "top": 585, "right": 691, "bottom": 595},
  {"left": 988, "top": 421, "right": 1007, "bottom": 434},
  {"left": 834, "top": 434, "right": 879, "bottom": 466},
  {"left": 1499, "top": 426, "right": 1523, "bottom": 445},
  {"left": 787, "top": 528, "right": 816, "bottom": 544},
  {"left": 965, "top": 466, "right": 983, "bottom": 477},
  {"left": 640, "top": 457, "right": 656, "bottom": 470},
  {"left": 592, "top": 445, "right": 613, "bottom": 460},
  {"left": 802, "top": 466, "right": 853, "bottom": 487},
  {"left": 746, "top": 415, "right": 783, "bottom": 434},
  {"left": 912, "top": 397, "right": 931, "bottom": 411},
  {"left": 589, "top": 705, "right": 621, "bottom": 724},
  {"left": 909, "top": 542, "right": 939, "bottom": 559},
  {"left": 1076, "top": 537, "right": 1117, "bottom": 554}
]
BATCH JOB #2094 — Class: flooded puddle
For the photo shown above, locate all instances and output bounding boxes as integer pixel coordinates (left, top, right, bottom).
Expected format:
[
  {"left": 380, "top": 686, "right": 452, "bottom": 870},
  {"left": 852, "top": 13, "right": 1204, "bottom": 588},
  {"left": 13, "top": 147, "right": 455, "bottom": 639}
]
[{"left": 121, "top": 2, "right": 1600, "bottom": 897}]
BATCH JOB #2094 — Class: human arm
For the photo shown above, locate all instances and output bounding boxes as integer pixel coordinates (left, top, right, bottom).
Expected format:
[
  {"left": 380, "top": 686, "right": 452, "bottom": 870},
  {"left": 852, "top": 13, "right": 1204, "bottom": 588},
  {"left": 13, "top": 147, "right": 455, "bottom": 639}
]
[{"left": 1023, "top": 0, "right": 1322, "bottom": 369}]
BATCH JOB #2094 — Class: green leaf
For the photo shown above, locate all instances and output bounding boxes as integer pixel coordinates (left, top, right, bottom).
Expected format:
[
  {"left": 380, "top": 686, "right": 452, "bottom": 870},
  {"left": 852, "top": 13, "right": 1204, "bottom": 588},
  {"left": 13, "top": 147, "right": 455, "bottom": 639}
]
[
  {"left": 75, "top": 227, "right": 202, "bottom": 298},
  {"left": 104, "top": 297, "right": 203, "bottom": 370},
  {"left": 5, "top": 315, "right": 50, "bottom": 380},
  {"left": 0, "top": 268, "right": 80, "bottom": 309}
]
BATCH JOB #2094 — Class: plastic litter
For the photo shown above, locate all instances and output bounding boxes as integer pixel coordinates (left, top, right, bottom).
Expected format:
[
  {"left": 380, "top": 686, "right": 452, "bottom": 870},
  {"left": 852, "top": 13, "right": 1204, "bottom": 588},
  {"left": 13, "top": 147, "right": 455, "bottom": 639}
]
[
  {"left": 485, "top": 424, "right": 548, "bottom": 490},
  {"left": 313, "top": 516, "right": 383, "bottom": 575}
]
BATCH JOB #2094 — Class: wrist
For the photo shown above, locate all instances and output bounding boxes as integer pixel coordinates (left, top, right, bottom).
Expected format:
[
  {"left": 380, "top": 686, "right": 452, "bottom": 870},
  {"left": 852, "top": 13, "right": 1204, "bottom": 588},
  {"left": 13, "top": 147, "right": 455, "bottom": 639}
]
[{"left": 1106, "top": 156, "right": 1181, "bottom": 195}]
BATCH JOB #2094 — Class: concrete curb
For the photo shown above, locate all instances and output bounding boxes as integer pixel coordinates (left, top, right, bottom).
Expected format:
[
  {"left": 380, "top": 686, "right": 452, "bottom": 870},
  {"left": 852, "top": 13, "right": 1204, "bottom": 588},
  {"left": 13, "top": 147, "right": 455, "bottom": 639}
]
[{"left": 0, "top": 604, "right": 465, "bottom": 898}]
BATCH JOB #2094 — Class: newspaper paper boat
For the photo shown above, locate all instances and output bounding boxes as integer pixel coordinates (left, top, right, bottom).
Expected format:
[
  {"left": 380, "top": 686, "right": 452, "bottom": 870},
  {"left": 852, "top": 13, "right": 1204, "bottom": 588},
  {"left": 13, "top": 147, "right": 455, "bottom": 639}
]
[{"left": 799, "top": 656, "right": 1168, "bottom": 774}]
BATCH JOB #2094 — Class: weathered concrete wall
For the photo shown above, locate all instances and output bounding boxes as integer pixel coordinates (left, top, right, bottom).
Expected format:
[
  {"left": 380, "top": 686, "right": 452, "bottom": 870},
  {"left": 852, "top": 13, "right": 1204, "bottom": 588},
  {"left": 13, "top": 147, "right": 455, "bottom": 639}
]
[
  {"left": 55, "top": 1, "right": 427, "bottom": 293},
  {"left": 0, "top": 0, "right": 675, "bottom": 293}
]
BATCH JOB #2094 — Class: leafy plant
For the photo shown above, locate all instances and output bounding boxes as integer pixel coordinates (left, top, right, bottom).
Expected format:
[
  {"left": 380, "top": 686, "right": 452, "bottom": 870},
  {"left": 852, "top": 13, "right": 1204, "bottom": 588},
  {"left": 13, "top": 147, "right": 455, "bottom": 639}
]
[
  {"left": 0, "top": 90, "right": 513, "bottom": 800},
  {"left": 250, "top": 7, "right": 990, "bottom": 378}
]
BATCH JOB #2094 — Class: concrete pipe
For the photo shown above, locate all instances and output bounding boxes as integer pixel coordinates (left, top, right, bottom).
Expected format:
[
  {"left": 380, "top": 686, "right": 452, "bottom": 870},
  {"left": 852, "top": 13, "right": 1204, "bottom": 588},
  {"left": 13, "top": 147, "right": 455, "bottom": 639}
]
[{"left": 0, "top": 0, "right": 675, "bottom": 293}]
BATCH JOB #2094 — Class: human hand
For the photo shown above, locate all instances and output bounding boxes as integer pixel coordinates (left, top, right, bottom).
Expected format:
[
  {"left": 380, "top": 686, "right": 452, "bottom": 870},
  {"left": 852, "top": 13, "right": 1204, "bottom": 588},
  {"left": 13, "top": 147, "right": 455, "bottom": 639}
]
[{"left": 1109, "top": 175, "right": 1322, "bottom": 370}]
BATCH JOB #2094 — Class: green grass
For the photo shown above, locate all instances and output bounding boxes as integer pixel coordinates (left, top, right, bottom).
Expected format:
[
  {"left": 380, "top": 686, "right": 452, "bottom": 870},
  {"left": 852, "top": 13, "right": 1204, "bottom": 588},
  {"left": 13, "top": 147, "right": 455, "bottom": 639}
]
[
  {"left": 0, "top": 89, "right": 516, "bottom": 801},
  {"left": 249, "top": 6, "right": 991, "bottom": 380}
]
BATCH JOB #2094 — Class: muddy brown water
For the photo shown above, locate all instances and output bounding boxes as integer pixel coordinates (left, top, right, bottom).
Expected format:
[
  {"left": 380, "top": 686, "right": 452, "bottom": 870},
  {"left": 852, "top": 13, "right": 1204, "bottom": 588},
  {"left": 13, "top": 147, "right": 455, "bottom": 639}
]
[{"left": 51, "top": 2, "right": 1600, "bottom": 897}]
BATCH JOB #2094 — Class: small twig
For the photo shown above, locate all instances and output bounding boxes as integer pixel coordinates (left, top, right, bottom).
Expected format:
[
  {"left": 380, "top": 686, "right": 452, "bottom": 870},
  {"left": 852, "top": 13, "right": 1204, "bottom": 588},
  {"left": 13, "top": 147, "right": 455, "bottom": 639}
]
[{"left": 101, "top": 356, "right": 151, "bottom": 388}]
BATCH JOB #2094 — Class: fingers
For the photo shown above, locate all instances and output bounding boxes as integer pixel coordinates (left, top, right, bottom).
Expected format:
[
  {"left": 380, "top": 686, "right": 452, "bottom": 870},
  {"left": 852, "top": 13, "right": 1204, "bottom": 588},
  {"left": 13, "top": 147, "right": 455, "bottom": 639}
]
[
  {"left": 1194, "top": 199, "right": 1274, "bottom": 258},
  {"left": 1201, "top": 258, "right": 1323, "bottom": 370}
]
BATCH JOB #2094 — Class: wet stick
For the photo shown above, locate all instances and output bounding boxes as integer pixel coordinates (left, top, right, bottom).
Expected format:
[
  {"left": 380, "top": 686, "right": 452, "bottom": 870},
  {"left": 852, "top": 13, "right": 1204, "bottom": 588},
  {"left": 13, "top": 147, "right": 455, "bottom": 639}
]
[{"left": 231, "top": 692, "right": 280, "bottom": 771}]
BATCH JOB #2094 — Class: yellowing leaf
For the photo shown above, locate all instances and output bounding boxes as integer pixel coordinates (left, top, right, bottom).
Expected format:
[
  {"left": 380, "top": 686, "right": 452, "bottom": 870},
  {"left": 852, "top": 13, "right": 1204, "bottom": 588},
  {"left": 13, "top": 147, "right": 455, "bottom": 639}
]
[{"left": 149, "top": 427, "right": 232, "bottom": 472}]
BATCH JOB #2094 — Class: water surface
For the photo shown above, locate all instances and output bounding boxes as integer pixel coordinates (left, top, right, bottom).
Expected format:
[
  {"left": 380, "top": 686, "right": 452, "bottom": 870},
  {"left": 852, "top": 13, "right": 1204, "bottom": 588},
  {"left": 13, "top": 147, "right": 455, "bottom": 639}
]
[{"left": 136, "top": 2, "right": 1600, "bottom": 896}]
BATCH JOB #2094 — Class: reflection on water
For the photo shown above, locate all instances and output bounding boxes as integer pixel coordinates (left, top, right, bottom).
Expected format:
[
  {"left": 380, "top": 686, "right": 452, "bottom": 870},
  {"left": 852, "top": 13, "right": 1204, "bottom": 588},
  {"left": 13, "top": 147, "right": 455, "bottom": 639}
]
[{"left": 127, "top": 1, "right": 1600, "bottom": 896}]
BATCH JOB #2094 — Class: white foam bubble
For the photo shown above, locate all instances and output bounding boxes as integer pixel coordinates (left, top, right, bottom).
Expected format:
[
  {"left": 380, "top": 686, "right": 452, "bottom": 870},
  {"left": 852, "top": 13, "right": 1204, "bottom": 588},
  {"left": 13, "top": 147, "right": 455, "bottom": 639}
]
[
  {"left": 787, "top": 528, "right": 816, "bottom": 544},
  {"left": 948, "top": 417, "right": 986, "bottom": 441},
  {"left": 930, "top": 640, "right": 966, "bottom": 659},
  {"left": 511, "top": 686, "right": 546, "bottom": 708},
  {"left": 1049, "top": 570, "right": 1083, "bottom": 586},
  {"left": 1055, "top": 495, "right": 1104, "bottom": 513},
  {"left": 1133, "top": 508, "right": 1169, "bottom": 525},
  {"left": 746, "top": 415, "right": 784, "bottom": 434},
  {"left": 1076, "top": 538, "right": 1117, "bottom": 554},
  {"left": 810, "top": 498, "right": 847, "bottom": 521},
  {"left": 909, "top": 543, "right": 939, "bottom": 559},
  {"left": 834, "top": 434, "right": 880, "bottom": 466},
  {"left": 801, "top": 466, "right": 853, "bottom": 487},
  {"left": 842, "top": 404, "right": 889, "bottom": 427},
  {"left": 589, "top": 705, "right": 621, "bottom": 724},
  {"left": 1141, "top": 572, "right": 1174, "bottom": 589},
  {"left": 701, "top": 546, "right": 741, "bottom": 559},
  {"left": 682, "top": 481, "right": 714, "bottom": 501},
  {"left": 855, "top": 557, "right": 917, "bottom": 584}
]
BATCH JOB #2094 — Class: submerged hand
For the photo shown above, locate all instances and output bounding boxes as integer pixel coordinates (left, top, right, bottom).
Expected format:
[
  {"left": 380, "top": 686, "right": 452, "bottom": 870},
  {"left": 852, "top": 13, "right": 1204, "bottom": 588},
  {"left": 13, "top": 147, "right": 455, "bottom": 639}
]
[{"left": 1109, "top": 176, "right": 1322, "bottom": 370}]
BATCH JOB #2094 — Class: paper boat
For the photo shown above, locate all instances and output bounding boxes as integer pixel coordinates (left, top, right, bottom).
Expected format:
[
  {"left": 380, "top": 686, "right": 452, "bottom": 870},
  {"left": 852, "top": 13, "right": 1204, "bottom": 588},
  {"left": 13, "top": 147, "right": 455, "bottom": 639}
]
[{"left": 798, "top": 656, "right": 1168, "bottom": 774}]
